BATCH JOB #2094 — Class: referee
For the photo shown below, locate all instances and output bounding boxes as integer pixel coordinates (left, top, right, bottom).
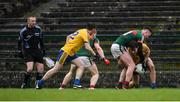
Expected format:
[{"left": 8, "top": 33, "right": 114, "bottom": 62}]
[{"left": 18, "top": 16, "right": 46, "bottom": 88}]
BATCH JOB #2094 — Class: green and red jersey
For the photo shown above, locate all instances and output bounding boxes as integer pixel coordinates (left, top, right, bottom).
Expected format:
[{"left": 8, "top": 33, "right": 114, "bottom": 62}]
[{"left": 114, "top": 30, "right": 144, "bottom": 46}]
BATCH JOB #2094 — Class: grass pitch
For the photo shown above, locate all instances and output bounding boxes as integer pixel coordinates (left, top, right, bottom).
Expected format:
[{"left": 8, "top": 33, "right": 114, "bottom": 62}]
[{"left": 0, "top": 88, "right": 179, "bottom": 101}]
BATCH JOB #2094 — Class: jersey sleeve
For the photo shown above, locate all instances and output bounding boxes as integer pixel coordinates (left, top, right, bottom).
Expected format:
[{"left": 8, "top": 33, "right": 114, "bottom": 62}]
[
  {"left": 94, "top": 36, "right": 99, "bottom": 43},
  {"left": 18, "top": 28, "right": 24, "bottom": 50},
  {"left": 80, "top": 31, "right": 89, "bottom": 43},
  {"left": 131, "top": 30, "right": 144, "bottom": 42}
]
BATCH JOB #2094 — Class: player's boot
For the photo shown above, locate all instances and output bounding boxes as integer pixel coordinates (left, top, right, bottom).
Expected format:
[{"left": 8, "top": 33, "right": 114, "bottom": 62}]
[
  {"left": 59, "top": 84, "right": 66, "bottom": 90},
  {"left": 73, "top": 84, "right": 82, "bottom": 89},
  {"left": 122, "top": 81, "right": 129, "bottom": 89},
  {"left": 88, "top": 87, "right": 95, "bottom": 90},
  {"left": 115, "top": 82, "right": 123, "bottom": 89},
  {"left": 21, "top": 79, "right": 30, "bottom": 89},
  {"left": 21, "top": 83, "right": 27, "bottom": 89},
  {"left": 151, "top": 83, "right": 157, "bottom": 89},
  {"left": 35, "top": 80, "right": 44, "bottom": 89},
  {"left": 73, "top": 79, "right": 82, "bottom": 88},
  {"left": 35, "top": 83, "right": 41, "bottom": 89},
  {"left": 89, "top": 85, "right": 95, "bottom": 90},
  {"left": 59, "top": 87, "right": 64, "bottom": 90}
]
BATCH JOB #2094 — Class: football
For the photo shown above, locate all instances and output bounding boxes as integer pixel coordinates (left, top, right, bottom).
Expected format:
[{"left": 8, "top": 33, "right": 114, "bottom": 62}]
[{"left": 135, "top": 64, "right": 145, "bottom": 74}]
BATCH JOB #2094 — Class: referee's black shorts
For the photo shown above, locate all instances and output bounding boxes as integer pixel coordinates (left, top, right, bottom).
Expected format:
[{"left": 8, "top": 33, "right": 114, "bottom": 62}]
[{"left": 23, "top": 49, "right": 44, "bottom": 63}]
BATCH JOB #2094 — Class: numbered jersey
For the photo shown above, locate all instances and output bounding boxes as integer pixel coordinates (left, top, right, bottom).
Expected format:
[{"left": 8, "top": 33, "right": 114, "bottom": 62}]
[
  {"left": 114, "top": 30, "right": 144, "bottom": 46},
  {"left": 61, "top": 29, "right": 89, "bottom": 56}
]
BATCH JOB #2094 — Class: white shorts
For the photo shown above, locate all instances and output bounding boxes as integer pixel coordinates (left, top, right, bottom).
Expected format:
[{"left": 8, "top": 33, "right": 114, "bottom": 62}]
[
  {"left": 71, "top": 56, "right": 93, "bottom": 68},
  {"left": 111, "top": 43, "right": 127, "bottom": 59}
]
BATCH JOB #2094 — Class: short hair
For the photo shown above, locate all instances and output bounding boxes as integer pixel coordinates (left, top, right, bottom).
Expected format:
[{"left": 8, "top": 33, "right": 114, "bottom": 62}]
[
  {"left": 86, "top": 23, "right": 96, "bottom": 30},
  {"left": 143, "top": 26, "right": 153, "bottom": 35},
  {"left": 27, "top": 16, "right": 36, "bottom": 22}
]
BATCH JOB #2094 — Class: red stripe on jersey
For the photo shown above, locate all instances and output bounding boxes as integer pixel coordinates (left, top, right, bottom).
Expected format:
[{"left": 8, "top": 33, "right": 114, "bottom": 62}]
[{"left": 132, "top": 30, "right": 138, "bottom": 35}]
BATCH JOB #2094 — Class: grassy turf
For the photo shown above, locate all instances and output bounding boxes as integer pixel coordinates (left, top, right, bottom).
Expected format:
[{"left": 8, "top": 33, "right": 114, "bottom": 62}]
[{"left": 0, "top": 88, "right": 179, "bottom": 101}]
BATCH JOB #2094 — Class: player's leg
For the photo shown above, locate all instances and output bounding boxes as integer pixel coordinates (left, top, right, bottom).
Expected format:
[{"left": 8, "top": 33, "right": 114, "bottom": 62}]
[
  {"left": 129, "top": 74, "right": 135, "bottom": 88},
  {"left": 147, "top": 57, "right": 156, "bottom": 89},
  {"left": 21, "top": 61, "right": 34, "bottom": 88},
  {"left": 129, "top": 73, "right": 140, "bottom": 88},
  {"left": 36, "top": 50, "right": 67, "bottom": 89},
  {"left": 35, "top": 51, "right": 44, "bottom": 85},
  {"left": 116, "top": 68, "right": 126, "bottom": 89},
  {"left": 88, "top": 62, "right": 99, "bottom": 90},
  {"left": 135, "top": 74, "right": 140, "bottom": 88},
  {"left": 21, "top": 50, "right": 35, "bottom": 88},
  {"left": 35, "top": 62, "right": 44, "bottom": 82},
  {"left": 111, "top": 44, "right": 135, "bottom": 89},
  {"left": 71, "top": 57, "right": 84, "bottom": 88},
  {"left": 60, "top": 64, "right": 77, "bottom": 89},
  {"left": 36, "top": 62, "right": 63, "bottom": 89},
  {"left": 119, "top": 51, "right": 136, "bottom": 89}
]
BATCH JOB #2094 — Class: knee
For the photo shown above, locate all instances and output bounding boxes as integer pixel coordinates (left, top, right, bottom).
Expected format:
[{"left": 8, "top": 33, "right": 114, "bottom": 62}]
[
  {"left": 149, "top": 64, "right": 156, "bottom": 73},
  {"left": 37, "top": 67, "right": 44, "bottom": 73},
  {"left": 94, "top": 72, "right": 99, "bottom": 77},
  {"left": 27, "top": 68, "right": 33, "bottom": 72},
  {"left": 92, "top": 70, "right": 99, "bottom": 77}
]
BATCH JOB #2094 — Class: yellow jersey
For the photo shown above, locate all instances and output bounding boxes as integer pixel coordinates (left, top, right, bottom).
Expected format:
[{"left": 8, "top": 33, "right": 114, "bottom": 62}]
[
  {"left": 61, "top": 29, "right": 89, "bottom": 56},
  {"left": 129, "top": 43, "right": 150, "bottom": 64}
]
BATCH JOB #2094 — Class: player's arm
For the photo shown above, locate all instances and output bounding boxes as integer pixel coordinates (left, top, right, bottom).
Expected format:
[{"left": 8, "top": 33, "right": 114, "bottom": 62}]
[
  {"left": 143, "top": 44, "right": 150, "bottom": 63},
  {"left": 94, "top": 41, "right": 105, "bottom": 59},
  {"left": 39, "top": 29, "right": 46, "bottom": 56},
  {"left": 94, "top": 41, "right": 110, "bottom": 65},
  {"left": 84, "top": 42, "right": 96, "bottom": 56},
  {"left": 17, "top": 36, "right": 22, "bottom": 51},
  {"left": 138, "top": 43, "right": 150, "bottom": 70},
  {"left": 81, "top": 31, "right": 96, "bottom": 56},
  {"left": 17, "top": 32, "right": 23, "bottom": 58}
]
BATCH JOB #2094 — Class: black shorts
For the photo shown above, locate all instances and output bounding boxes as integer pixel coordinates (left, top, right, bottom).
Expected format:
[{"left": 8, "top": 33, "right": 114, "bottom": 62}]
[{"left": 23, "top": 49, "right": 44, "bottom": 63}]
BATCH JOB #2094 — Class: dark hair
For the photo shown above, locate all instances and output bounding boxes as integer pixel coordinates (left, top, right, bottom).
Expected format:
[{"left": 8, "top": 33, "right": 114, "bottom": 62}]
[
  {"left": 143, "top": 26, "right": 153, "bottom": 35},
  {"left": 86, "top": 23, "right": 96, "bottom": 30}
]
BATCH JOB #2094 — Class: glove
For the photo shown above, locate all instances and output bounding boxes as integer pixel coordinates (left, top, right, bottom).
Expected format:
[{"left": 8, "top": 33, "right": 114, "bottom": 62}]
[
  {"left": 42, "top": 49, "right": 46, "bottom": 57},
  {"left": 17, "top": 50, "right": 23, "bottom": 58},
  {"left": 92, "top": 55, "right": 100, "bottom": 62},
  {"left": 103, "top": 58, "right": 110, "bottom": 65}
]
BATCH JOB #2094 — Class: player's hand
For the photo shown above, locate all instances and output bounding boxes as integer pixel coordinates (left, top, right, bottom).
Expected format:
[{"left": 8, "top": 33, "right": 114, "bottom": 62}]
[
  {"left": 103, "top": 58, "right": 110, "bottom": 65},
  {"left": 17, "top": 50, "right": 23, "bottom": 58}
]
